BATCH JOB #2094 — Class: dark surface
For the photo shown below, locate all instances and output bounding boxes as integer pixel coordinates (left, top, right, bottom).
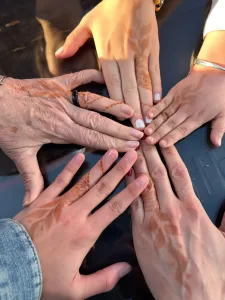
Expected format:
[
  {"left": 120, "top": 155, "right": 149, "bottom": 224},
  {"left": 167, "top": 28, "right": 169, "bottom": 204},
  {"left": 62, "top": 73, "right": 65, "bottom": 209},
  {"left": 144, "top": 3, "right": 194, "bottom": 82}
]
[{"left": 1, "top": 0, "right": 224, "bottom": 299}]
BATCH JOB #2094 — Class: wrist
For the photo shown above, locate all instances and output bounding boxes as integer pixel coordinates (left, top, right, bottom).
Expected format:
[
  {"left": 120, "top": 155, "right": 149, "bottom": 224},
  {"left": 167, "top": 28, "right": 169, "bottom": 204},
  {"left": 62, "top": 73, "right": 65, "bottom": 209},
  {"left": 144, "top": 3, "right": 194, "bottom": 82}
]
[{"left": 198, "top": 31, "right": 225, "bottom": 66}]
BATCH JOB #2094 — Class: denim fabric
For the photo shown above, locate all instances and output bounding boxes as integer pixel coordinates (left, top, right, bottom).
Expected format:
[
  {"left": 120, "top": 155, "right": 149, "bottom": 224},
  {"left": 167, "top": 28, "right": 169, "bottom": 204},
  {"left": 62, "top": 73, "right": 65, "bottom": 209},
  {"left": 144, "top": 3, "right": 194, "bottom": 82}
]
[{"left": 0, "top": 219, "right": 42, "bottom": 300}]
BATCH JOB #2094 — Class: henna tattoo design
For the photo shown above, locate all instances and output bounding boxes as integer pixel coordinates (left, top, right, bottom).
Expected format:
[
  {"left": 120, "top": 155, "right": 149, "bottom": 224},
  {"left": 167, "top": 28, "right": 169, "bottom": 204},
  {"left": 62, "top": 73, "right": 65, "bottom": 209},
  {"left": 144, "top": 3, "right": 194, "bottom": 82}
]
[
  {"left": 148, "top": 212, "right": 192, "bottom": 298},
  {"left": 78, "top": 92, "right": 102, "bottom": 109},
  {"left": 128, "top": 3, "right": 152, "bottom": 90}
]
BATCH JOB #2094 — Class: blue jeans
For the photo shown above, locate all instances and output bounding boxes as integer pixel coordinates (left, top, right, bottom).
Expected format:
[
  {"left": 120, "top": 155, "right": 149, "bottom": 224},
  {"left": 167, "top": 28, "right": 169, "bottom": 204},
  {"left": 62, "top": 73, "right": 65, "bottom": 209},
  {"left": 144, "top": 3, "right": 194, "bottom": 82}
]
[{"left": 0, "top": 219, "right": 42, "bottom": 300}]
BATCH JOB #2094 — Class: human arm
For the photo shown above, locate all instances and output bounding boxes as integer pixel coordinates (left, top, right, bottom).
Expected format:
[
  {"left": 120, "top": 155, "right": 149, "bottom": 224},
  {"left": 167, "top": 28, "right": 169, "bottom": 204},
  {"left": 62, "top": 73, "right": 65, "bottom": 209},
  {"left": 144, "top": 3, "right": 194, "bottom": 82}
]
[
  {"left": 1, "top": 150, "right": 148, "bottom": 299},
  {"left": 126, "top": 143, "right": 225, "bottom": 300},
  {"left": 0, "top": 70, "right": 143, "bottom": 206},
  {"left": 55, "top": 0, "right": 162, "bottom": 129}
]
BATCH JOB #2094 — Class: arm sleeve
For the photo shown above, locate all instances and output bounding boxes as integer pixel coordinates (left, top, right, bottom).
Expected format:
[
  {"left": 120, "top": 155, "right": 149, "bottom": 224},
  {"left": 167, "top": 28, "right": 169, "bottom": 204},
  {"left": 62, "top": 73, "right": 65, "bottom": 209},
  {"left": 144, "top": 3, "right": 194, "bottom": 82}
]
[
  {"left": 0, "top": 219, "right": 42, "bottom": 300},
  {"left": 204, "top": 0, "right": 225, "bottom": 37}
]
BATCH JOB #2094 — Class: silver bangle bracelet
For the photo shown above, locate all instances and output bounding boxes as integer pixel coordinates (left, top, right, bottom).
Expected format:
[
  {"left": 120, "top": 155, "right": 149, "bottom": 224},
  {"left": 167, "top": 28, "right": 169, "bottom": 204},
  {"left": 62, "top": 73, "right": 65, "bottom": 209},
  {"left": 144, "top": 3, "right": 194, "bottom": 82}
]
[
  {"left": 194, "top": 58, "right": 225, "bottom": 72},
  {"left": 0, "top": 76, "right": 6, "bottom": 85}
]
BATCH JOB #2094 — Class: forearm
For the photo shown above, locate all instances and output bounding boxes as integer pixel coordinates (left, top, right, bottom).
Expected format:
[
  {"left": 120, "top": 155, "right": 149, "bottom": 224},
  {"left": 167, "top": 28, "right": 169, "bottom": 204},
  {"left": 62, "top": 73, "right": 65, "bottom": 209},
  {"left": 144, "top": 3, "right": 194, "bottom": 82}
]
[
  {"left": 198, "top": 31, "right": 225, "bottom": 65},
  {"left": 0, "top": 219, "right": 42, "bottom": 299}
]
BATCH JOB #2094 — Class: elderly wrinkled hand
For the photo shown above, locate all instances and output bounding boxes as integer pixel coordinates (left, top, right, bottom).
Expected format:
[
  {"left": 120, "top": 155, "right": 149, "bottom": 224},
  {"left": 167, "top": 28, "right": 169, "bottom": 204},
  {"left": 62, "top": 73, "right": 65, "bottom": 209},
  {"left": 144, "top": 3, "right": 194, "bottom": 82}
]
[
  {"left": 126, "top": 143, "right": 225, "bottom": 300},
  {"left": 0, "top": 70, "right": 143, "bottom": 206},
  {"left": 56, "top": 0, "right": 161, "bottom": 129},
  {"left": 15, "top": 149, "right": 149, "bottom": 299}
]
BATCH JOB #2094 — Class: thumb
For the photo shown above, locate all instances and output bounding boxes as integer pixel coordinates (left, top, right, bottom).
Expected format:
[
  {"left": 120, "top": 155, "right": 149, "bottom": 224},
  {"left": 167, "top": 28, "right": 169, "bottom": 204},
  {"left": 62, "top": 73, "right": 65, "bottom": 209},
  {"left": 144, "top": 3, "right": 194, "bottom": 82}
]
[
  {"left": 78, "top": 263, "right": 131, "bottom": 299},
  {"left": 15, "top": 152, "right": 44, "bottom": 206},
  {"left": 55, "top": 22, "right": 91, "bottom": 59},
  {"left": 210, "top": 115, "right": 225, "bottom": 147}
]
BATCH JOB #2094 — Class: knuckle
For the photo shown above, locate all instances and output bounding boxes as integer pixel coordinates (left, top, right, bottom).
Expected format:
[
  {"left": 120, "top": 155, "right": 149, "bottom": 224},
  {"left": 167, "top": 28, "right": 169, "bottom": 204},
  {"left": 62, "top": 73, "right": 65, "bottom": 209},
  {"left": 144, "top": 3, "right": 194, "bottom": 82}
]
[
  {"left": 171, "top": 164, "right": 187, "bottom": 180},
  {"left": 107, "top": 74, "right": 120, "bottom": 88},
  {"left": 96, "top": 180, "right": 112, "bottom": 196},
  {"left": 168, "top": 119, "right": 177, "bottom": 130},
  {"left": 108, "top": 199, "right": 123, "bottom": 216},
  {"left": 177, "top": 125, "right": 188, "bottom": 137},
  {"left": 161, "top": 110, "right": 171, "bottom": 121},
  {"left": 115, "top": 161, "right": 126, "bottom": 174},
  {"left": 123, "top": 80, "right": 138, "bottom": 93},
  {"left": 87, "top": 111, "right": 104, "bottom": 131},
  {"left": 151, "top": 165, "right": 167, "bottom": 179},
  {"left": 54, "top": 174, "right": 67, "bottom": 187},
  {"left": 135, "top": 154, "right": 146, "bottom": 167}
]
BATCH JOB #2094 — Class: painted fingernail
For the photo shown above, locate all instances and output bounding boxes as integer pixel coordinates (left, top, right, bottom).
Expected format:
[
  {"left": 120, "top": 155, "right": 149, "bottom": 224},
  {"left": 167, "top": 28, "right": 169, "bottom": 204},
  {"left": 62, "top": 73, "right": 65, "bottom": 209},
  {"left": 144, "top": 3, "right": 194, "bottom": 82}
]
[
  {"left": 154, "top": 93, "right": 161, "bottom": 101},
  {"left": 127, "top": 169, "right": 133, "bottom": 176},
  {"left": 135, "top": 175, "right": 149, "bottom": 187},
  {"left": 126, "top": 141, "right": 140, "bottom": 148},
  {"left": 121, "top": 105, "right": 133, "bottom": 116},
  {"left": 55, "top": 46, "right": 64, "bottom": 56},
  {"left": 136, "top": 119, "right": 145, "bottom": 129},
  {"left": 160, "top": 140, "right": 167, "bottom": 147},
  {"left": 130, "top": 129, "right": 144, "bottom": 139},
  {"left": 119, "top": 265, "right": 132, "bottom": 278},
  {"left": 145, "top": 117, "right": 152, "bottom": 124},
  {"left": 135, "top": 145, "right": 140, "bottom": 151}
]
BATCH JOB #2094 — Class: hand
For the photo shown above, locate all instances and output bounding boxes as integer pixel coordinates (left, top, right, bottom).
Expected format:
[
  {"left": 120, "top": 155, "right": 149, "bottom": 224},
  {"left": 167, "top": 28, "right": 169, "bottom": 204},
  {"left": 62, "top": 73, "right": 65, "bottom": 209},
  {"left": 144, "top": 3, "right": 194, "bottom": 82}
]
[
  {"left": 15, "top": 149, "right": 149, "bottom": 300},
  {"left": 55, "top": 0, "right": 161, "bottom": 129},
  {"left": 126, "top": 144, "right": 225, "bottom": 300},
  {"left": 145, "top": 31, "right": 225, "bottom": 148},
  {"left": 0, "top": 70, "right": 143, "bottom": 205}
]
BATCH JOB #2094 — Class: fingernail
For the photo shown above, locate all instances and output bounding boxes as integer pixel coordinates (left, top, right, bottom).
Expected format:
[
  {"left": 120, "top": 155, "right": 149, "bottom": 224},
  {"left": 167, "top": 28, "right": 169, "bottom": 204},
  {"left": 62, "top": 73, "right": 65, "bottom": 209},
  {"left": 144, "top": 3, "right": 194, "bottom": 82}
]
[
  {"left": 74, "top": 153, "right": 84, "bottom": 162},
  {"left": 145, "top": 117, "right": 152, "bottom": 124},
  {"left": 154, "top": 93, "right": 161, "bottom": 101},
  {"left": 23, "top": 192, "right": 30, "bottom": 207},
  {"left": 126, "top": 141, "right": 140, "bottom": 148},
  {"left": 55, "top": 46, "right": 64, "bottom": 56},
  {"left": 130, "top": 129, "right": 144, "bottom": 139},
  {"left": 121, "top": 105, "right": 133, "bottom": 116},
  {"left": 108, "top": 149, "right": 118, "bottom": 159},
  {"left": 136, "top": 119, "right": 145, "bottom": 129},
  {"left": 135, "top": 176, "right": 148, "bottom": 187},
  {"left": 135, "top": 145, "right": 140, "bottom": 151},
  {"left": 119, "top": 265, "right": 132, "bottom": 278},
  {"left": 160, "top": 140, "right": 167, "bottom": 147},
  {"left": 127, "top": 169, "right": 132, "bottom": 176}
]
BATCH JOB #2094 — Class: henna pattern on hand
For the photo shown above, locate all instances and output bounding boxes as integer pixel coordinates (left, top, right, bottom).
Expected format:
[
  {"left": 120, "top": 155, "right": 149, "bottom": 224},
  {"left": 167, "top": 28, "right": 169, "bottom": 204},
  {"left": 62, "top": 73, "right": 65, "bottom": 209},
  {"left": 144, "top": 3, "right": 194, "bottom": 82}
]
[
  {"left": 78, "top": 92, "right": 102, "bottom": 109},
  {"left": 148, "top": 212, "right": 192, "bottom": 297},
  {"left": 128, "top": 3, "right": 152, "bottom": 90},
  {"left": 27, "top": 157, "right": 107, "bottom": 238}
]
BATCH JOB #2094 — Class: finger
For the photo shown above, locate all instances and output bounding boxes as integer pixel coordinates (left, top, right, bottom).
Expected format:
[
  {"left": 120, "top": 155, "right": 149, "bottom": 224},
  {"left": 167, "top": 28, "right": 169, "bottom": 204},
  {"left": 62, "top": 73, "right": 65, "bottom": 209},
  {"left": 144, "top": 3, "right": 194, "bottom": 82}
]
[
  {"left": 78, "top": 263, "right": 131, "bottom": 299},
  {"left": 125, "top": 168, "right": 144, "bottom": 225},
  {"left": 133, "top": 150, "right": 159, "bottom": 217},
  {"left": 211, "top": 116, "right": 225, "bottom": 147},
  {"left": 219, "top": 212, "right": 225, "bottom": 237},
  {"left": 55, "top": 21, "right": 91, "bottom": 58},
  {"left": 160, "top": 146, "right": 196, "bottom": 201},
  {"left": 141, "top": 142, "right": 175, "bottom": 210},
  {"left": 67, "top": 105, "right": 143, "bottom": 141},
  {"left": 145, "top": 102, "right": 179, "bottom": 138},
  {"left": 149, "top": 49, "right": 162, "bottom": 104},
  {"left": 78, "top": 91, "right": 134, "bottom": 119},
  {"left": 90, "top": 175, "right": 149, "bottom": 230},
  {"left": 146, "top": 110, "right": 187, "bottom": 145},
  {"left": 80, "top": 150, "right": 138, "bottom": 213},
  {"left": 100, "top": 59, "right": 124, "bottom": 102},
  {"left": 119, "top": 59, "right": 145, "bottom": 130},
  {"left": 146, "top": 93, "right": 173, "bottom": 120},
  {"left": 15, "top": 153, "right": 44, "bottom": 207},
  {"left": 59, "top": 69, "right": 105, "bottom": 90},
  {"left": 158, "top": 118, "right": 199, "bottom": 148},
  {"left": 59, "top": 149, "right": 118, "bottom": 206},
  {"left": 37, "top": 153, "right": 85, "bottom": 205}
]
